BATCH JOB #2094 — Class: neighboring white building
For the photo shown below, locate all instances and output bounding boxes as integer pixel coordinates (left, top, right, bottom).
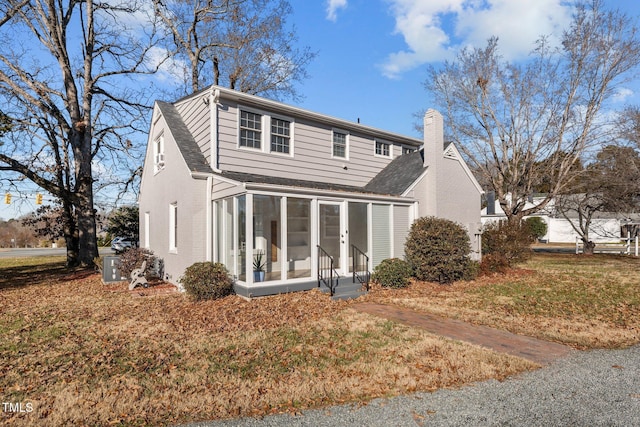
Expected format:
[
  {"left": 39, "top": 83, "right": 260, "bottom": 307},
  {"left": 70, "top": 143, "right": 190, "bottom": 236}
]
[
  {"left": 139, "top": 86, "right": 484, "bottom": 297},
  {"left": 481, "top": 194, "right": 623, "bottom": 243}
]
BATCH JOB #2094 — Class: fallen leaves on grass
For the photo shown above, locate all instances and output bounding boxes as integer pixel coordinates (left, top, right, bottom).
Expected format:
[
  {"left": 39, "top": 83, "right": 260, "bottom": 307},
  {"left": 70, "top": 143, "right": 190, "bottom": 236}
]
[
  {"left": 0, "top": 270, "right": 535, "bottom": 426},
  {"left": 363, "top": 254, "right": 640, "bottom": 349}
]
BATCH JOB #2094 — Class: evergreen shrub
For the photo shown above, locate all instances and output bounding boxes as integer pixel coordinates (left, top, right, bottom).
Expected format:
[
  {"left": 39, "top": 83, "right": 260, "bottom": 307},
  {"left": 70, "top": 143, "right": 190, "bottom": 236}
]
[
  {"left": 404, "top": 216, "right": 475, "bottom": 284},
  {"left": 372, "top": 258, "right": 413, "bottom": 288},
  {"left": 180, "top": 262, "right": 234, "bottom": 301}
]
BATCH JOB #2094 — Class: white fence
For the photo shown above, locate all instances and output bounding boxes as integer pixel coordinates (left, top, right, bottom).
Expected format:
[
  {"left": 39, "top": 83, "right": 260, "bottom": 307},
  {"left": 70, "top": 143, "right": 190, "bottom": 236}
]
[{"left": 575, "top": 233, "right": 639, "bottom": 256}]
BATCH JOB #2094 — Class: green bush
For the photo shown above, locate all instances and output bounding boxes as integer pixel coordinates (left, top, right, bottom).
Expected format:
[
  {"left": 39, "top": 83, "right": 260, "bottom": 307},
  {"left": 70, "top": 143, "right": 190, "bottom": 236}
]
[
  {"left": 479, "top": 253, "right": 510, "bottom": 275},
  {"left": 404, "top": 216, "right": 475, "bottom": 284},
  {"left": 372, "top": 258, "right": 413, "bottom": 288},
  {"left": 482, "top": 220, "right": 535, "bottom": 266},
  {"left": 118, "top": 247, "right": 158, "bottom": 279},
  {"left": 180, "top": 262, "right": 234, "bottom": 301},
  {"left": 525, "top": 217, "right": 547, "bottom": 241}
]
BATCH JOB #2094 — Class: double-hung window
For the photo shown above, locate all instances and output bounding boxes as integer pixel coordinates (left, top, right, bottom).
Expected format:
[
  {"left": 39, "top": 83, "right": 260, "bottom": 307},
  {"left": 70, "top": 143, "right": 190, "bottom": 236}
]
[
  {"left": 270, "top": 118, "right": 290, "bottom": 154},
  {"left": 332, "top": 131, "right": 347, "bottom": 158},
  {"left": 240, "top": 110, "right": 262, "bottom": 149},
  {"left": 375, "top": 140, "right": 391, "bottom": 157}
]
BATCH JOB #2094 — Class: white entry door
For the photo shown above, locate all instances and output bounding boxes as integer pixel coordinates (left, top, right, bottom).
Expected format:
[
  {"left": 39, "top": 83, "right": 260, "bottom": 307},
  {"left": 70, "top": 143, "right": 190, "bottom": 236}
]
[{"left": 318, "top": 201, "right": 346, "bottom": 274}]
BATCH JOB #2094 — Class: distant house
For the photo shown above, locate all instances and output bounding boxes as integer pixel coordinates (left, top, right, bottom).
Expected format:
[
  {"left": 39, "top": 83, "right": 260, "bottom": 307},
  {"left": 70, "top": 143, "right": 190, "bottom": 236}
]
[
  {"left": 139, "top": 86, "right": 483, "bottom": 297},
  {"left": 481, "top": 194, "right": 624, "bottom": 243}
]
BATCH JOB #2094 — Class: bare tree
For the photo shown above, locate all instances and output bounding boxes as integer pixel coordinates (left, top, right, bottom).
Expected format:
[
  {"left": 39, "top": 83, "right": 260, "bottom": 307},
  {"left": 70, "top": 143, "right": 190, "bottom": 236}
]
[
  {"left": 425, "top": 0, "right": 640, "bottom": 223},
  {"left": 153, "top": 0, "right": 315, "bottom": 99},
  {"left": 0, "top": 0, "right": 162, "bottom": 266},
  {"left": 555, "top": 145, "right": 640, "bottom": 254}
]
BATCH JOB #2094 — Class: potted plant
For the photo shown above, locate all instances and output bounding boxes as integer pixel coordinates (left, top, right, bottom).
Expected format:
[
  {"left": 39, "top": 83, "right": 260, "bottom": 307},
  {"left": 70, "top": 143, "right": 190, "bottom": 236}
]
[{"left": 253, "top": 250, "right": 266, "bottom": 282}]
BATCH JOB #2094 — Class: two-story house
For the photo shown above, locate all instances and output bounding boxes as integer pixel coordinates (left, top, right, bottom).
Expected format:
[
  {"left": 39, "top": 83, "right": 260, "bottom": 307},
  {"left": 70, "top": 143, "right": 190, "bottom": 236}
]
[{"left": 139, "top": 86, "right": 483, "bottom": 297}]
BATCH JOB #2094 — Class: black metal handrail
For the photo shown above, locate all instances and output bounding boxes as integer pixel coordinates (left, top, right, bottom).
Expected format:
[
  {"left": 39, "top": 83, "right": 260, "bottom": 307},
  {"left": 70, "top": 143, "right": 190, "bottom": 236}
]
[
  {"left": 351, "top": 244, "right": 370, "bottom": 291},
  {"left": 317, "top": 245, "right": 339, "bottom": 296}
]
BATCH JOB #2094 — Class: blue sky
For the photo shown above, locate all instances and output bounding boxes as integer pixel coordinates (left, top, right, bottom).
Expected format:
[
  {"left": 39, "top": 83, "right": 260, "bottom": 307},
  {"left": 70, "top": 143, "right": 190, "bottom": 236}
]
[
  {"left": 2, "top": 0, "right": 639, "bottom": 221},
  {"left": 289, "top": 0, "right": 640, "bottom": 137}
]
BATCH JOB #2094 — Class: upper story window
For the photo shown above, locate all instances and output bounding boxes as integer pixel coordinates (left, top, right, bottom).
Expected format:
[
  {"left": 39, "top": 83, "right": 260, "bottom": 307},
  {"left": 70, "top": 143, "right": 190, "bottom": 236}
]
[
  {"left": 153, "top": 133, "right": 165, "bottom": 173},
  {"left": 271, "top": 118, "right": 290, "bottom": 154},
  {"left": 240, "top": 110, "right": 262, "bottom": 149},
  {"left": 402, "top": 146, "right": 415, "bottom": 155},
  {"left": 375, "top": 140, "right": 391, "bottom": 157},
  {"left": 332, "top": 130, "right": 348, "bottom": 158}
]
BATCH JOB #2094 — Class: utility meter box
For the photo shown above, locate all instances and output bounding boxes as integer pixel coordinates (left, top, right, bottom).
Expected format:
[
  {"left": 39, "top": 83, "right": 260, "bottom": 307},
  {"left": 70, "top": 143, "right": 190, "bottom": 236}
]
[{"left": 102, "top": 255, "right": 126, "bottom": 283}]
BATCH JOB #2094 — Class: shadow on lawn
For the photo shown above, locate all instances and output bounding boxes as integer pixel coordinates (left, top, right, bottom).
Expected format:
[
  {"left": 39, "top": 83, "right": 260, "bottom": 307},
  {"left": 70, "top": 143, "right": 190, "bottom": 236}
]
[{"left": 0, "top": 260, "right": 95, "bottom": 291}]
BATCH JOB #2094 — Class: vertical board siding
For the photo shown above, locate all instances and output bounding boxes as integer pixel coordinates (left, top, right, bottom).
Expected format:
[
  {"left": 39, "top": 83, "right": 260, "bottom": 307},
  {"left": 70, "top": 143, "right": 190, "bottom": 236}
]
[
  {"left": 372, "top": 204, "right": 390, "bottom": 268},
  {"left": 393, "top": 205, "right": 410, "bottom": 259}
]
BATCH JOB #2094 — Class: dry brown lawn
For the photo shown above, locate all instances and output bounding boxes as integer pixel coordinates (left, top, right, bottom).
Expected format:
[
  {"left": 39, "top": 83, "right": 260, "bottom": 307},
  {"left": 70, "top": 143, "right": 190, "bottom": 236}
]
[
  {"left": 1, "top": 257, "right": 535, "bottom": 426},
  {"left": 363, "top": 253, "right": 640, "bottom": 350}
]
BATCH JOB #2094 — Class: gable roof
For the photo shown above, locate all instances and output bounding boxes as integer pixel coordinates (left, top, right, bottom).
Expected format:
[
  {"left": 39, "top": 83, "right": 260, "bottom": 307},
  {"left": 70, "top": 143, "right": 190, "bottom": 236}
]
[
  {"left": 156, "top": 101, "right": 213, "bottom": 175},
  {"left": 364, "top": 150, "right": 426, "bottom": 195}
]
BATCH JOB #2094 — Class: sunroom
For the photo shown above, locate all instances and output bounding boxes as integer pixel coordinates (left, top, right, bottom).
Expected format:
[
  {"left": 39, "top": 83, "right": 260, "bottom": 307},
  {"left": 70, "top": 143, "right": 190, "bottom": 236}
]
[{"left": 211, "top": 174, "right": 416, "bottom": 298}]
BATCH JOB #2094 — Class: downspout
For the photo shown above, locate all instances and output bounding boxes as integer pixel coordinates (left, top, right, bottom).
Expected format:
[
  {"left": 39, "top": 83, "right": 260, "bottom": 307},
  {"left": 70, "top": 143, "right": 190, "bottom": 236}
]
[
  {"left": 206, "top": 175, "right": 213, "bottom": 262},
  {"left": 206, "top": 87, "right": 220, "bottom": 262},
  {"left": 210, "top": 87, "right": 221, "bottom": 172}
]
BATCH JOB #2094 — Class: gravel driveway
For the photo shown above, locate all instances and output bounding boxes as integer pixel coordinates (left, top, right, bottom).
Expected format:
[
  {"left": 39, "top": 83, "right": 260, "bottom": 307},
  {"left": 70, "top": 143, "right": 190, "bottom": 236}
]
[{"left": 181, "top": 344, "right": 640, "bottom": 426}]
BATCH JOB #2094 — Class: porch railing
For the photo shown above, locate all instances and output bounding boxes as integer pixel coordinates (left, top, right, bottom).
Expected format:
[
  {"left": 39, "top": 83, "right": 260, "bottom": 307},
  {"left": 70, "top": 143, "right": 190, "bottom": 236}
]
[
  {"left": 317, "top": 245, "right": 339, "bottom": 296},
  {"left": 351, "top": 244, "right": 370, "bottom": 291}
]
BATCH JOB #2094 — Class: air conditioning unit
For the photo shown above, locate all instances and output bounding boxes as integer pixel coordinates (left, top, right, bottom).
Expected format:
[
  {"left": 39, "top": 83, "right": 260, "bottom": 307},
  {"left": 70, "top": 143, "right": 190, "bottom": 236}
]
[{"left": 155, "top": 153, "right": 165, "bottom": 167}]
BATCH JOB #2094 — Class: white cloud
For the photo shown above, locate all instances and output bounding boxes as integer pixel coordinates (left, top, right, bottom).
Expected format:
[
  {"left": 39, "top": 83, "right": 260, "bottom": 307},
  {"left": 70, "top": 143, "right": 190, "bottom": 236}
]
[
  {"left": 326, "top": 0, "right": 348, "bottom": 22},
  {"left": 613, "top": 87, "right": 634, "bottom": 103},
  {"left": 382, "top": 0, "right": 572, "bottom": 78}
]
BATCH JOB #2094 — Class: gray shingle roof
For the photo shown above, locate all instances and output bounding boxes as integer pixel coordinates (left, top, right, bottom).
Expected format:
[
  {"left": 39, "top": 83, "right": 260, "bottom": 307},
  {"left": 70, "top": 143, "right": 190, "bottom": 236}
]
[
  {"left": 156, "top": 101, "right": 213, "bottom": 174},
  {"left": 217, "top": 149, "right": 427, "bottom": 197},
  {"left": 364, "top": 150, "right": 426, "bottom": 195}
]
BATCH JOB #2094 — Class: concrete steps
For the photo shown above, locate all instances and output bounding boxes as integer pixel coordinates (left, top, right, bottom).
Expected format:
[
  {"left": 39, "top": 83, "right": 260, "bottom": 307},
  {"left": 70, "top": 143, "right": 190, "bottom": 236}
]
[{"left": 319, "top": 276, "right": 368, "bottom": 301}]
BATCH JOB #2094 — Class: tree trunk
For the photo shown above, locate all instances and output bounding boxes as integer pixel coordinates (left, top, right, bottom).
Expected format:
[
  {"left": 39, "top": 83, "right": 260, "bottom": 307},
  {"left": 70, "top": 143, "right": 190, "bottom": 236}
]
[
  {"left": 583, "top": 239, "right": 596, "bottom": 255},
  {"left": 61, "top": 200, "right": 79, "bottom": 267},
  {"left": 75, "top": 174, "right": 98, "bottom": 266}
]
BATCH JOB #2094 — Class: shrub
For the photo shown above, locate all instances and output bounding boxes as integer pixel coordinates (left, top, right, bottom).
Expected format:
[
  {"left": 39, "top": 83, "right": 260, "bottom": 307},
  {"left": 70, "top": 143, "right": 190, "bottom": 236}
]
[
  {"left": 482, "top": 220, "right": 535, "bottom": 266},
  {"left": 479, "top": 253, "right": 510, "bottom": 275},
  {"left": 117, "top": 247, "right": 158, "bottom": 279},
  {"left": 372, "top": 258, "right": 413, "bottom": 288},
  {"left": 404, "top": 216, "right": 475, "bottom": 284},
  {"left": 525, "top": 217, "right": 547, "bottom": 242},
  {"left": 180, "top": 262, "right": 234, "bottom": 301}
]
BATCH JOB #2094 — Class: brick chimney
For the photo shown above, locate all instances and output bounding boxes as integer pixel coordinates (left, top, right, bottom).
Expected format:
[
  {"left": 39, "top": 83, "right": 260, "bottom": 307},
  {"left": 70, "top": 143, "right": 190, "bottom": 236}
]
[{"left": 422, "top": 109, "right": 443, "bottom": 216}]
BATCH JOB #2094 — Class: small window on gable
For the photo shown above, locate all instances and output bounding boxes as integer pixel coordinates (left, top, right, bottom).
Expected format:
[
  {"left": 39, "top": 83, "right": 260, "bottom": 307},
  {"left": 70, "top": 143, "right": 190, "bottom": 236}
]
[
  {"left": 375, "top": 140, "right": 391, "bottom": 157},
  {"left": 240, "top": 110, "right": 262, "bottom": 149},
  {"left": 154, "top": 133, "right": 165, "bottom": 173},
  {"left": 271, "top": 118, "right": 290, "bottom": 154},
  {"left": 402, "top": 146, "right": 415, "bottom": 155},
  {"left": 332, "top": 131, "right": 347, "bottom": 158}
]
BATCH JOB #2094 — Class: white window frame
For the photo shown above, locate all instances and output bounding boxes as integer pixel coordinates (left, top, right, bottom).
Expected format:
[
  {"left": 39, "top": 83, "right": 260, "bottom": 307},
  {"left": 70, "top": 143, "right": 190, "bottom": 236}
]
[
  {"left": 153, "top": 133, "right": 165, "bottom": 174},
  {"left": 402, "top": 146, "right": 416, "bottom": 155},
  {"left": 331, "top": 129, "right": 349, "bottom": 160},
  {"left": 374, "top": 139, "right": 392, "bottom": 158},
  {"left": 270, "top": 116, "right": 293, "bottom": 155},
  {"left": 237, "top": 105, "right": 294, "bottom": 157},
  {"left": 144, "top": 211, "right": 150, "bottom": 248},
  {"left": 238, "top": 108, "right": 263, "bottom": 150},
  {"left": 169, "top": 202, "right": 178, "bottom": 253}
]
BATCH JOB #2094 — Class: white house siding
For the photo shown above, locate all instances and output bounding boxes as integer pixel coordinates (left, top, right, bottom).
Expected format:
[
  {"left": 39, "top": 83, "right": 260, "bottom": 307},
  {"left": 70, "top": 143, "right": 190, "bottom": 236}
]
[
  {"left": 372, "top": 204, "right": 391, "bottom": 268},
  {"left": 393, "top": 205, "right": 410, "bottom": 259},
  {"left": 216, "top": 102, "right": 405, "bottom": 188},
  {"left": 138, "top": 113, "right": 208, "bottom": 286},
  {"left": 437, "top": 157, "right": 482, "bottom": 231},
  {"left": 175, "top": 96, "right": 211, "bottom": 162}
]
